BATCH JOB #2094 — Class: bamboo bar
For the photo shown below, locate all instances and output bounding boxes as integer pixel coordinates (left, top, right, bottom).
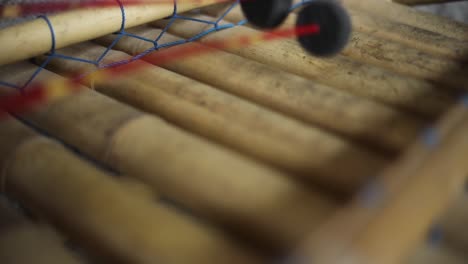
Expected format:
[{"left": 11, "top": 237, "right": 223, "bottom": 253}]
[
  {"left": 0, "top": 199, "right": 83, "bottom": 264},
  {"left": 341, "top": 31, "right": 467, "bottom": 87},
  {"left": 345, "top": 0, "right": 468, "bottom": 41},
  {"left": 206, "top": 6, "right": 468, "bottom": 89},
  {"left": 392, "top": 0, "right": 465, "bottom": 6},
  {"left": 0, "top": 0, "right": 227, "bottom": 66},
  {"left": 0, "top": 62, "right": 338, "bottom": 251},
  {"left": 117, "top": 176, "right": 156, "bottom": 200},
  {"left": 291, "top": 101, "right": 468, "bottom": 264},
  {"left": 40, "top": 42, "right": 388, "bottom": 193},
  {"left": 0, "top": 117, "right": 262, "bottom": 263},
  {"left": 96, "top": 26, "right": 426, "bottom": 153},
  {"left": 152, "top": 15, "right": 456, "bottom": 117},
  {"left": 347, "top": 8, "right": 468, "bottom": 59}
]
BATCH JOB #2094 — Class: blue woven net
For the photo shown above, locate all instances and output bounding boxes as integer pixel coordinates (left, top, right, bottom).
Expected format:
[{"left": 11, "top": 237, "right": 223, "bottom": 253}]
[{"left": 0, "top": 0, "right": 313, "bottom": 91}]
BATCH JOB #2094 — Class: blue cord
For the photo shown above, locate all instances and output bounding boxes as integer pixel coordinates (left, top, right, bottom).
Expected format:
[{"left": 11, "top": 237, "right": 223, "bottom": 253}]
[{"left": 0, "top": 0, "right": 244, "bottom": 90}]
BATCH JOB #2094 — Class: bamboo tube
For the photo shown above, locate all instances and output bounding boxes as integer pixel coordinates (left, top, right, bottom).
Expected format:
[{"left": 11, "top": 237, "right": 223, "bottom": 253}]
[
  {"left": 291, "top": 101, "right": 468, "bottom": 264},
  {"left": 117, "top": 176, "right": 156, "bottom": 201},
  {"left": 40, "top": 41, "right": 388, "bottom": 193},
  {"left": 96, "top": 26, "right": 426, "bottom": 153},
  {"left": 0, "top": 62, "right": 338, "bottom": 251},
  {"left": 0, "top": 0, "right": 227, "bottom": 66},
  {"left": 393, "top": 0, "right": 464, "bottom": 5},
  {"left": 152, "top": 15, "right": 455, "bottom": 117},
  {"left": 0, "top": 199, "right": 83, "bottom": 264},
  {"left": 347, "top": 8, "right": 468, "bottom": 60},
  {"left": 341, "top": 32, "right": 467, "bottom": 88},
  {"left": 404, "top": 244, "right": 467, "bottom": 264},
  {"left": 0, "top": 117, "right": 262, "bottom": 264},
  {"left": 208, "top": 6, "right": 468, "bottom": 89},
  {"left": 344, "top": 0, "right": 468, "bottom": 41}
]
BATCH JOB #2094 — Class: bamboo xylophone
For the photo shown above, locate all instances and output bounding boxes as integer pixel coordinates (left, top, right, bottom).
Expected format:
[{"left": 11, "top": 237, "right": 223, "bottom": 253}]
[{"left": 0, "top": 0, "right": 467, "bottom": 263}]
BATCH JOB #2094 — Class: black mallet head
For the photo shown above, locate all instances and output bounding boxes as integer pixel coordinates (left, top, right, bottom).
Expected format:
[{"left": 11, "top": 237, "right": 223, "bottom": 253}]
[
  {"left": 296, "top": 1, "right": 352, "bottom": 57},
  {"left": 240, "top": 0, "right": 293, "bottom": 29}
]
